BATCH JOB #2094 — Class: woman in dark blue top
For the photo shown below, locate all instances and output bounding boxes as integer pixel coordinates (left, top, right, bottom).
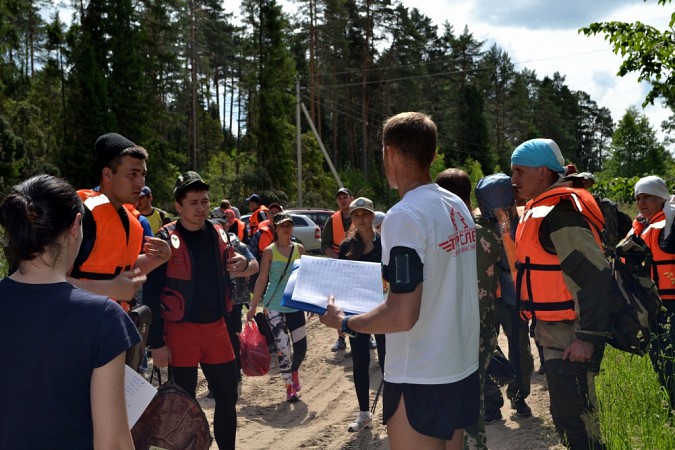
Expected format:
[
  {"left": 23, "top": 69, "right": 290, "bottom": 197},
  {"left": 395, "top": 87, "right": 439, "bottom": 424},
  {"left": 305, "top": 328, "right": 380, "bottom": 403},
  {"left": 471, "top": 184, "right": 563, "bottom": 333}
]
[{"left": 0, "top": 175, "right": 140, "bottom": 450}]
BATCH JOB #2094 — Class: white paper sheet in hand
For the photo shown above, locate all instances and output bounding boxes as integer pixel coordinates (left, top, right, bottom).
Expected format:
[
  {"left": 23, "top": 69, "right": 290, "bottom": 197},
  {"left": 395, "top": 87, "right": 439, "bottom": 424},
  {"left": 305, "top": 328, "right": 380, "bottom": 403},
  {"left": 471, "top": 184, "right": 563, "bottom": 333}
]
[
  {"left": 125, "top": 364, "right": 157, "bottom": 428},
  {"left": 290, "top": 255, "right": 384, "bottom": 315}
]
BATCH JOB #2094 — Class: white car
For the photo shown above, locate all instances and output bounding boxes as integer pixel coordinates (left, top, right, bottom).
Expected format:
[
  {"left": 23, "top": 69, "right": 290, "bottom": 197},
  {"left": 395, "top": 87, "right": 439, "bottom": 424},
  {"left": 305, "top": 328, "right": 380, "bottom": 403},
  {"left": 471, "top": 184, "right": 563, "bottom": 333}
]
[{"left": 241, "top": 213, "right": 322, "bottom": 252}]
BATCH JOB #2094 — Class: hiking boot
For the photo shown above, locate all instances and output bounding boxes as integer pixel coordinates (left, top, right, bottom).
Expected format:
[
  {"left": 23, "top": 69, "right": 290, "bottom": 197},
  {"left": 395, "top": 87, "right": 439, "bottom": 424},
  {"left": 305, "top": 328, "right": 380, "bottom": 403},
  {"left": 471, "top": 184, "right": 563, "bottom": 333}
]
[
  {"left": 286, "top": 385, "right": 299, "bottom": 403},
  {"left": 484, "top": 409, "right": 502, "bottom": 425},
  {"left": 369, "top": 336, "right": 377, "bottom": 349},
  {"left": 347, "top": 411, "right": 373, "bottom": 432},
  {"left": 511, "top": 398, "right": 532, "bottom": 417},
  {"left": 292, "top": 371, "right": 301, "bottom": 392},
  {"left": 331, "top": 338, "right": 346, "bottom": 352}
]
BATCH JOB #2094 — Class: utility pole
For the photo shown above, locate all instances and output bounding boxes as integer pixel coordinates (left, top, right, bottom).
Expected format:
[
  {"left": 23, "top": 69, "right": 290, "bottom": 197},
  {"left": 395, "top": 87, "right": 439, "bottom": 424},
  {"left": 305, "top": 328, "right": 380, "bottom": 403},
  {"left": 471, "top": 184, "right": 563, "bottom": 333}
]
[{"left": 296, "top": 78, "right": 303, "bottom": 207}]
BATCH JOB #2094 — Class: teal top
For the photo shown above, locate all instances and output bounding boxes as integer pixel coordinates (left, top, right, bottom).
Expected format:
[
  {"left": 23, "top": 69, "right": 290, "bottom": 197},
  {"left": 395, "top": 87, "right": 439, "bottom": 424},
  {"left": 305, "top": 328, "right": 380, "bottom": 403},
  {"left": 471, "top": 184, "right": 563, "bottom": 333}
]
[{"left": 263, "top": 242, "right": 302, "bottom": 312}]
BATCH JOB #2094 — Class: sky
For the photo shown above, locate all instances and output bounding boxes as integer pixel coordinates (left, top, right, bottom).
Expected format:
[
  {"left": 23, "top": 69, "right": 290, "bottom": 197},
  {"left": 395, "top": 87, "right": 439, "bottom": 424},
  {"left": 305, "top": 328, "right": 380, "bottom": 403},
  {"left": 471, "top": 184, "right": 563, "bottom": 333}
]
[{"left": 395, "top": 0, "right": 671, "bottom": 142}]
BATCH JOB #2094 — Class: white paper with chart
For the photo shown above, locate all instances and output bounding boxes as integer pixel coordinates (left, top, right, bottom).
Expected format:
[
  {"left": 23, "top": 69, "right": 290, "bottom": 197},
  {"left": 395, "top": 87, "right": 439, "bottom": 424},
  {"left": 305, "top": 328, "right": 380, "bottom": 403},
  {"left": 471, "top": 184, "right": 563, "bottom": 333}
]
[{"left": 285, "top": 255, "right": 384, "bottom": 315}]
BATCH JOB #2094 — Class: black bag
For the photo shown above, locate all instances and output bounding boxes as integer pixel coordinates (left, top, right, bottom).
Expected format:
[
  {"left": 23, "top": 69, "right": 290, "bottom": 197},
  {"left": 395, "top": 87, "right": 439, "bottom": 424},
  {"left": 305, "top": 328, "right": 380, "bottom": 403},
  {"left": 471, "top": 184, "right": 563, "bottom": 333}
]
[
  {"left": 126, "top": 305, "right": 153, "bottom": 373},
  {"left": 254, "top": 311, "right": 275, "bottom": 350},
  {"left": 606, "top": 234, "right": 663, "bottom": 356},
  {"left": 486, "top": 347, "right": 517, "bottom": 387},
  {"left": 131, "top": 381, "right": 212, "bottom": 450}
]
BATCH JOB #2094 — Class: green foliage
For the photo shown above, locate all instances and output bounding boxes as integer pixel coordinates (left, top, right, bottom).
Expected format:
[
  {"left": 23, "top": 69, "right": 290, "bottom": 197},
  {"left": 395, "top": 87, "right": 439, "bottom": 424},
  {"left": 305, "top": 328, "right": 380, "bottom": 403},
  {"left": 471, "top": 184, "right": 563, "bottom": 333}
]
[
  {"left": 597, "top": 347, "right": 675, "bottom": 449},
  {"left": 580, "top": 0, "right": 675, "bottom": 106},
  {"left": 592, "top": 176, "right": 641, "bottom": 204},
  {"left": 602, "top": 106, "right": 673, "bottom": 179}
]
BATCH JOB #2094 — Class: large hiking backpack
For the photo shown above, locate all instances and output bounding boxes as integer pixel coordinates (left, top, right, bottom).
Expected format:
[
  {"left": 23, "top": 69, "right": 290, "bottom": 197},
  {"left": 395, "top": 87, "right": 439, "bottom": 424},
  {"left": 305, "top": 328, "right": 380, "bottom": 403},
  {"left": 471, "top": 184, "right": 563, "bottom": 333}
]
[
  {"left": 606, "top": 234, "right": 663, "bottom": 356},
  {"left": 131, "top": 382, "right": 212, "bottom": 450}
]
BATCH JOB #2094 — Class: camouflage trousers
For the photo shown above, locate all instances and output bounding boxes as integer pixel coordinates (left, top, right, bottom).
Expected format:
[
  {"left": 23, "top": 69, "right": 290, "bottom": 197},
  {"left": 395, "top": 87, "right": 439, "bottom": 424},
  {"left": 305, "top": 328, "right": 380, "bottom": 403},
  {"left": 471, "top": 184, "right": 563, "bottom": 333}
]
[
  {"left": 464, "top": 297, "right": 498, "bottom": 450},
  {"left": 484, "top": 301, "right": 534, "bottom": 412}
]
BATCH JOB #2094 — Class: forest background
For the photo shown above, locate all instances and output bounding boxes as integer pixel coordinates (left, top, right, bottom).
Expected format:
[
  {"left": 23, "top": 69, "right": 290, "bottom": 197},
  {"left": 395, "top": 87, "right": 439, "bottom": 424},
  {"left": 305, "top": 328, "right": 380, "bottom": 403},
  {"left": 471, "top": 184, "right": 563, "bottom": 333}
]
[{"left": 0, "top": 0, "right": 673, "bottom": 213}]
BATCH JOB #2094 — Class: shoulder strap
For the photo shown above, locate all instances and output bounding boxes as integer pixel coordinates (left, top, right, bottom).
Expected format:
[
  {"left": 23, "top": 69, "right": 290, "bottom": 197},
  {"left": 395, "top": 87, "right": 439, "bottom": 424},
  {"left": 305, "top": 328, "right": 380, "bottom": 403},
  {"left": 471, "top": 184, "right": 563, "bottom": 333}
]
[{"left": 264, "top": 243, "right": 295, "bottom": 308}]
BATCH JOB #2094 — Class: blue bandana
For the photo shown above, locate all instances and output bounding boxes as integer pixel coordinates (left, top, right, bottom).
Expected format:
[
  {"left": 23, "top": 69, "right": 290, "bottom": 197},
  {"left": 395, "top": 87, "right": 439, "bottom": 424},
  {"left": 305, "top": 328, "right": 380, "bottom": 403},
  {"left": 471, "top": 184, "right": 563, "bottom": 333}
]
[{"left": 511, "top": 139, "right": 565, "bottom": 174}]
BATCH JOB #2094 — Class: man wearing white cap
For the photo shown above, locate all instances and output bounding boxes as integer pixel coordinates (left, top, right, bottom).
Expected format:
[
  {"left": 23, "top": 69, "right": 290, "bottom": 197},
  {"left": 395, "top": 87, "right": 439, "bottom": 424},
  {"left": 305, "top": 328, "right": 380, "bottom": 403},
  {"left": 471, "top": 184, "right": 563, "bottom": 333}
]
[
  {"left": 511, "top": 138, "right": 617, "bottom": 449},
  {"left": 630, "top": 175, "right": 675, "bottom": 411}
]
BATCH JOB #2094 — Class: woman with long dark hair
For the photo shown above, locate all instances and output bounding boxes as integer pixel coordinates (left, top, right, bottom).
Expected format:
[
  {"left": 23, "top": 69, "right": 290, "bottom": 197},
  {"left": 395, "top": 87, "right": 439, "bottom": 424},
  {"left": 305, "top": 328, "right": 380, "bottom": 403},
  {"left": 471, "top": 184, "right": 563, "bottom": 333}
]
[
  {"left": 338, "top": 197, "right": 386, "bottom": 432},
  {"left": 0, "top": 175, "right": 140, "bottom": 449}
]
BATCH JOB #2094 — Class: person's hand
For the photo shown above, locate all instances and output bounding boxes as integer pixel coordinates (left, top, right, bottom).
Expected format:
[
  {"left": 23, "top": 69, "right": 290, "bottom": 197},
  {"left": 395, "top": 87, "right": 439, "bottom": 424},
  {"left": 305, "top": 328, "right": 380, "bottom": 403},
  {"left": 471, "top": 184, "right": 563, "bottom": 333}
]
[
  {"left": 143, "top": 236, "right": 171, "bottom": 262},
  {"left": 151, "top": 346, "right": 171, "bottom": 368},
  {"left": 226, "top": 252, "right": 247, "bottom": 273},
  {"left": 562, "top": 339, "right": 594, "bottom": 363},
  {"left": 112, "top": 268, "right": 146, "bottom": 300},
  {"left": 246, "top": 304, "right": 257, "bottom": 322},
  {"left": 319, "top": 294, "right": 345, "bottom": 330}
]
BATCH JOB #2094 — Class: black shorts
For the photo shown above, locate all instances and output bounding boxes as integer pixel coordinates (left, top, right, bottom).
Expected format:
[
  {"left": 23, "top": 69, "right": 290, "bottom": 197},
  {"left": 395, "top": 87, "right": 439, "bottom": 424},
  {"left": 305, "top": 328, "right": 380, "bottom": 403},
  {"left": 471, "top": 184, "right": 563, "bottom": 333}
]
[{"left": 382, "top": 370, "right": 479, "bottom": 440}]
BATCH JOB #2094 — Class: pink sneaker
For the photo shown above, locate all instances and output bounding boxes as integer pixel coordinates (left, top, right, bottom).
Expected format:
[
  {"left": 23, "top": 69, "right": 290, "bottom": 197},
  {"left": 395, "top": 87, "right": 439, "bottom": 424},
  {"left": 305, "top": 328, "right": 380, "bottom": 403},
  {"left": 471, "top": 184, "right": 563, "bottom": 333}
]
[
  {"left": 291, "top": 371, "right": 301, "bottom": 392},
  {"left": 286, "top": 385, "right": 299, "bottom": 403}
]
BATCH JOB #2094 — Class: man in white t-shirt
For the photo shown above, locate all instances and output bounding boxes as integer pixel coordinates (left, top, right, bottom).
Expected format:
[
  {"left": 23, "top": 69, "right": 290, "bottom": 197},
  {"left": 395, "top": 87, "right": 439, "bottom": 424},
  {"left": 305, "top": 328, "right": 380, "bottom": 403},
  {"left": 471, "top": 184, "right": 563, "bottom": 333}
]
[{"left": 321, "top": 112, "right": 480, "bottom": 450}]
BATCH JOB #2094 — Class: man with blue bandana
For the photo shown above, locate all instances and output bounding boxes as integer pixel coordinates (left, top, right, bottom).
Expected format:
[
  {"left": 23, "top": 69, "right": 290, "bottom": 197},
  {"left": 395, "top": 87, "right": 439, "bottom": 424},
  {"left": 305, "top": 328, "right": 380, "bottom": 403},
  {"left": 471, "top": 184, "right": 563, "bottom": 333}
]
[{"left": 511, "top": 139, "right": 617, "bottom": 449}]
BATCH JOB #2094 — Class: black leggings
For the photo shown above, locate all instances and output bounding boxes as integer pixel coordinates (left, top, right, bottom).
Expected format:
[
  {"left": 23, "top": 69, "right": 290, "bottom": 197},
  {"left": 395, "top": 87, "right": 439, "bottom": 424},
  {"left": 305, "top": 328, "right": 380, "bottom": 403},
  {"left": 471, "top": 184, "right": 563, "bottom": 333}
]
[
  {"left": 172, "top": 361, "right": 238, "bottom": 450},
  {"left": 349, "top": 333, "right": 386, "bottom": 411}
]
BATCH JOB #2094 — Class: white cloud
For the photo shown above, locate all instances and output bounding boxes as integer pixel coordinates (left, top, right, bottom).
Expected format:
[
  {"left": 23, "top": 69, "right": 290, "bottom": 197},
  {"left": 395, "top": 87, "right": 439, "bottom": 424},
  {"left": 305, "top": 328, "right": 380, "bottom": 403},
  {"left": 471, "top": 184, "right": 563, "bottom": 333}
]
[{"left": 402, "top": 0, "right": 672, "bottom": 142}]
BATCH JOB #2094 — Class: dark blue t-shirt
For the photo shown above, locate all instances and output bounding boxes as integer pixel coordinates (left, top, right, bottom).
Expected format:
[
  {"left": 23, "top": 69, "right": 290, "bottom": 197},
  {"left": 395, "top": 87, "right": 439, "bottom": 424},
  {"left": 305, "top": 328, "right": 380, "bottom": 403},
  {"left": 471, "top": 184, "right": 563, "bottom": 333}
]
[{"left": 0, "top": 279, "right": 141, "bottom": 449}]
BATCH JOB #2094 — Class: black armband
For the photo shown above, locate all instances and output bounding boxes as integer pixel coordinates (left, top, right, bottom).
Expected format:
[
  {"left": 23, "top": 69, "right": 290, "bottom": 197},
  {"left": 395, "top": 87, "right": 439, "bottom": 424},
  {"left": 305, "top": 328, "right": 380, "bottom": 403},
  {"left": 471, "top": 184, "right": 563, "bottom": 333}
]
[{"left": 383, "top": 246, "right": 423, "bottom": 294}]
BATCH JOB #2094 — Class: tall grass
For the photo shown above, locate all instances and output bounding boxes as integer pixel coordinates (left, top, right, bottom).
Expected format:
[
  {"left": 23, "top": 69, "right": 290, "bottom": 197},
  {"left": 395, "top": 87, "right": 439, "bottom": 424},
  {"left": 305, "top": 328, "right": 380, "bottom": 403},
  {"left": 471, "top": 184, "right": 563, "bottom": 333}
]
[{"left": 596, "top": 347, "right": 674, "bottom": 449}]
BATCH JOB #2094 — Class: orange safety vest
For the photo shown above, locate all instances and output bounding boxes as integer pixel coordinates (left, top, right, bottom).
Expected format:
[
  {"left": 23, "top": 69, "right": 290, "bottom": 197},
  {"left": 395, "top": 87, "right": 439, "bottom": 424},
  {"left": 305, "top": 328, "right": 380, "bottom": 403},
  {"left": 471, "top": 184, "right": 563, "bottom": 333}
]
[
  {"left": 72, "top": 190, "right": 144, "bottom": 310},
  {"left": 159, "top": 219, "right": 233, "bottom": 321},
  {"left": 231, "top": 218, "right": 245, "bottom": 241},
  {"left": 257, "top": 224, "right": 274, "bottom": 254},
  {"left": 249, "top": 205, "right": 269, "bottom": 234},
  {"left": 515, "top": 187, "right": 604, "bottom": 322},
  {"left": 330, "top": 211, "right": 348, "bottom": 252},
  {"left": 633, "top": 211, "right": 675, "bottom": 301}
]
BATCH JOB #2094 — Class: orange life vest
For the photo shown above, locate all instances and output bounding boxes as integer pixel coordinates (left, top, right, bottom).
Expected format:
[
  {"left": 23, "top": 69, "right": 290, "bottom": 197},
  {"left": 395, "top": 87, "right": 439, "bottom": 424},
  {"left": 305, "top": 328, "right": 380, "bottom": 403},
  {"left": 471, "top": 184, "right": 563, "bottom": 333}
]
[
  {"left": 633, "top": 211, "right": 675, "bottom": 301},
  {"left": 330, "top": 211, "right": 348, "bottom": 252},
  {"left": 73, "top": 190, "right": 144, "bottom": 310},
  {"left": 158, "top": 219, "right": 232, "bottom": 322},
  {"left": 515, "top": 187, "right": 604, "bottom": 322},
  {"left": 229, "top": 218, "right": 245, "bottom": 241},
  {"left": 257, "top": 223, "right": 274, "bottom": 254},
  {"left": 249, "top": 205, "right": 269, "bottom": 234}
]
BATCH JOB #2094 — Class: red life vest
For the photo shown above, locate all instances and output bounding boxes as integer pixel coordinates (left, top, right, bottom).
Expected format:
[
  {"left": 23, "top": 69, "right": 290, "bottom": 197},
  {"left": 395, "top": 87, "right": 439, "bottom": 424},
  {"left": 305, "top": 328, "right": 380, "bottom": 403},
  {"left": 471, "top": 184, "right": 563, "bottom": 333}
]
[
  {"left": 232, "top": 218, "right": 246, "bottom": 241},
  {"left": 73, "top": 190, "right": 144, "bottom": 310},
  {"left": 515, "top": 187, "right": 604, "bottom": 322},
  {"left": 159, "top": 220, "right": 232, "bottom": 322},
  {"left": 257, "top": 224, "right": 274, "bottom": 254},
  {"left": 633, "top": 211, "right": 675, "bottom": 301}
]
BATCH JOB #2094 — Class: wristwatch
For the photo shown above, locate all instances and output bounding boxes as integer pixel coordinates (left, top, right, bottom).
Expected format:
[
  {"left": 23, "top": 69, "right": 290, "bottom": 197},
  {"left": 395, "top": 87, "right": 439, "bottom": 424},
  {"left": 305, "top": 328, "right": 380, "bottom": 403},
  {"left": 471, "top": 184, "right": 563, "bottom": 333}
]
[{"left": 341, "top": 316, "right": 357, "bottom": 338}]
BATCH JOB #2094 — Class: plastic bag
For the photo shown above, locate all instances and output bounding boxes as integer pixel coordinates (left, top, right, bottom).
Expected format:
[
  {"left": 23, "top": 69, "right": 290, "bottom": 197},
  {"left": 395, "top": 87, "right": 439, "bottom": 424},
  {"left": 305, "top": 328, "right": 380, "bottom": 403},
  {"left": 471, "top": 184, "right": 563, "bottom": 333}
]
[{"left": 239, "top": 320, "right": 271, "bottom": 376}]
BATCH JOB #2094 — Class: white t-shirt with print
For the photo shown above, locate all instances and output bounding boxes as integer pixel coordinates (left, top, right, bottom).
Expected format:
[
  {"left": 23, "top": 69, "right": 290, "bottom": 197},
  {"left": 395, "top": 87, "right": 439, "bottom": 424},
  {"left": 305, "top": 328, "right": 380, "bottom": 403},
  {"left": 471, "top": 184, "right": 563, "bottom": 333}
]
[{"left": 382, "top": 183, "right": 479, "bottom": 384}]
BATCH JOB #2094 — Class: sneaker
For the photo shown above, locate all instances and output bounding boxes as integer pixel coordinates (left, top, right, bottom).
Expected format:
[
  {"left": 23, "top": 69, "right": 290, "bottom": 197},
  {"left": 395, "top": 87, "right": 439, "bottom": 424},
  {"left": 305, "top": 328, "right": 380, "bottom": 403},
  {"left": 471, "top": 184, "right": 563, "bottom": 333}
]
[
  {"left": 286, "top": 385, "right": 299, "bottom": 403},
  {"left": 331, "top": 338, "right": 346, "bottom": 352},
  {"left": 484, "top": 409, "right": 502, "bottom": 425},
  {"left": 511, "top": 399, "right": 532, "bottom": 417},
  {"left": 292, "top": 371, "right": 301, "bottom": 392},
  {"left": 369, "top": 336, "right": 377, "bottom": 349},
  {"left": 347, "top": 411, "right": 373, "bottom": 432}
]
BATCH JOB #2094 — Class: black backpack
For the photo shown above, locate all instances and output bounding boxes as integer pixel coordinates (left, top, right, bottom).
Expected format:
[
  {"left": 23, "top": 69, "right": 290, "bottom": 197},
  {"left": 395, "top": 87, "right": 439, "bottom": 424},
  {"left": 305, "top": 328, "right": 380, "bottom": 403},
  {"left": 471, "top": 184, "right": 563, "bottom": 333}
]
[{"left": 606, "top": 234, "right": 663, "bottom": 356}]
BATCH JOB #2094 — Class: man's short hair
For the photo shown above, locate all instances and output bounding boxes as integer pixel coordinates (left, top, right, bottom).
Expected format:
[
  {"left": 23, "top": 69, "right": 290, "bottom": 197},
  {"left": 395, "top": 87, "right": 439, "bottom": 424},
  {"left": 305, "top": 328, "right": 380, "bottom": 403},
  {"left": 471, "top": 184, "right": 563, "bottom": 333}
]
[
  {"left": 435, "top": 168, "right": 471, "bottom": 205},
  {"left": 220, "top": 199, "right": 231, "bottom": 209},
  {"left": 382, "top": 112, "right": 437, "bottom": 169}
]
